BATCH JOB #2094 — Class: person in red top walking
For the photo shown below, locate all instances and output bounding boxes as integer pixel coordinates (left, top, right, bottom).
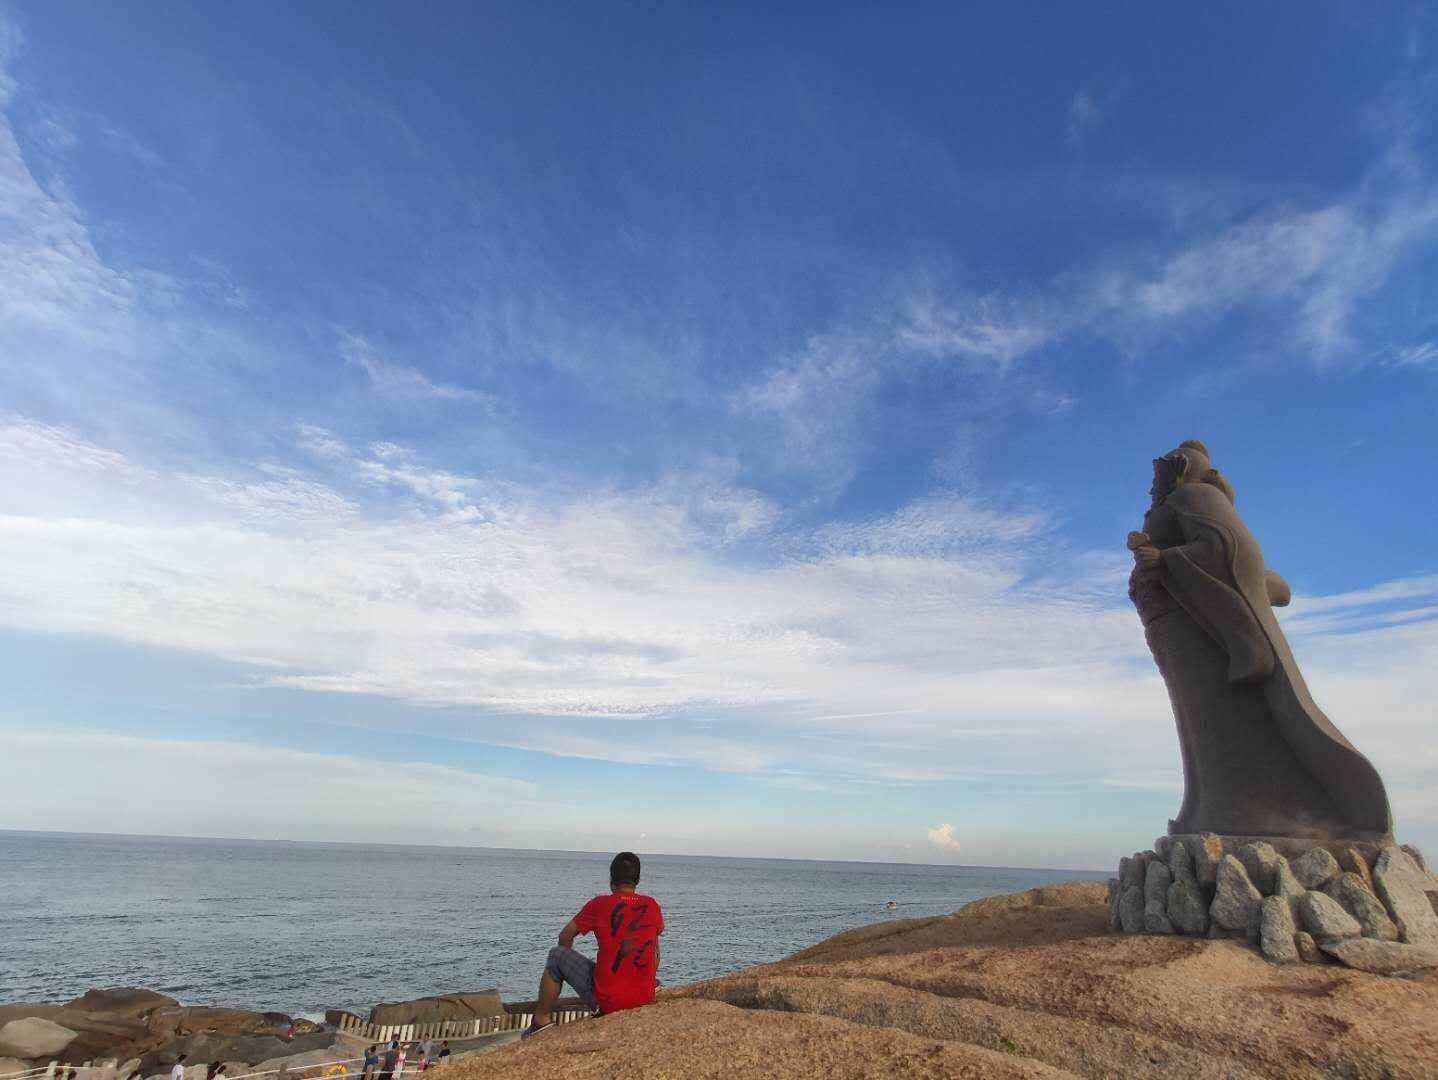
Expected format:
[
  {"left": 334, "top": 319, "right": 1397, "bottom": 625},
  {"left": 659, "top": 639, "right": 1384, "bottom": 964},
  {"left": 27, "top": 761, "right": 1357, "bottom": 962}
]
[{"left": 525, "top": 851, "right": 664, "bottom": 1036}]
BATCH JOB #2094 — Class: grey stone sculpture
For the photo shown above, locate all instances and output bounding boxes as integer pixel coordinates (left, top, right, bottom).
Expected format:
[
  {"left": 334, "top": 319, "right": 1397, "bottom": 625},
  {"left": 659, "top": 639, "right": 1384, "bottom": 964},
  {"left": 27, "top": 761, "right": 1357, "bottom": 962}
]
[{"left": 1127, "top": 440, "right": 1393, "bottom": 842}]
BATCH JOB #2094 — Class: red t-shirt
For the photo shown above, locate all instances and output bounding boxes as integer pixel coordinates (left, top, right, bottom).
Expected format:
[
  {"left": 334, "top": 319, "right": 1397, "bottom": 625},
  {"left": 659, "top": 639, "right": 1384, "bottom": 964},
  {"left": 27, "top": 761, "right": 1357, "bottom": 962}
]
[{"left": 572, "top": 891, "right": 664, "bottom": 1013}]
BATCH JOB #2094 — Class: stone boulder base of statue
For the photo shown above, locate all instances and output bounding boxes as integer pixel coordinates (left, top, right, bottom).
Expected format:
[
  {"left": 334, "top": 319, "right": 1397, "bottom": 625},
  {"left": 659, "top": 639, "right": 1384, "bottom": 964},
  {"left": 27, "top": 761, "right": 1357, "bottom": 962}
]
[{"left": 1107, "top": 836, "right": 1438, "bottom": 976}]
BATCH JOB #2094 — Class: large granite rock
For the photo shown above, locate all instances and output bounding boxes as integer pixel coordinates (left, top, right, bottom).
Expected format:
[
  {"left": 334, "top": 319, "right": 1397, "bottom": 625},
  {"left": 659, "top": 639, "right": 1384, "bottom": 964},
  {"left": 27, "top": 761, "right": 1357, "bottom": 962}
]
[
  {"left": 1297, "top": 891, "right": 1361, "bottom": 942},
  {"left": 146, "top": 1007, "right": 291, "bottom": 1043},
  {"left": 1373, "top": 846, "right": 1438, "bottom": 946},
  {"left": 1259, "top": 896, "right": 1298, "bottom": 963},
  {"left": 1117, "top": 886, "right": 1144, "bottom": 934},
  {"left": 0, "top": 1058, "right": 34, "bottom": 1076},
  {"left": 1326, "top": 873, "right": 1398, "bottom": 941},
  {"left": 1189, "top": 833, "right": 1224, "bottom": 886},
  {"left": 65, "top": 991, "right": 177, "bottom": 1021},
  {"left": 0, "top": 1018, "right": 81, "bottom": 1059},
  {"left": 1290, "top": 848, "right": 1340, "bottom": 891},
  {"left": 1167, "top": 840, "right": 1196, "bottom": 884},
  {"left": 1105, "top": 879, "right": 1121, "bottom": 931},
  {"left": 369, "top": 992, "right": 504, "bottom": 1026},
  {"left": 1209, "top": 855, "right": 1262, "bottom": 934},
  {"left": 1320, "top": 938, "right": 1438, "bottom": 974},
  {"left": 1338, "top": 847, "right": 1374, "bottom": 891},
  {"left": 1272, "top": 858, "right": 1305, "bottom": 907},
  {"left": 1294, "top": 931, "right": 1324, "bottom": 964},
  {"left": 1237, "top": 842, "right": 1280, "bottom": 894},
  {"left": 1166, "top": 878, "right": 1209, "bottom": 935}
]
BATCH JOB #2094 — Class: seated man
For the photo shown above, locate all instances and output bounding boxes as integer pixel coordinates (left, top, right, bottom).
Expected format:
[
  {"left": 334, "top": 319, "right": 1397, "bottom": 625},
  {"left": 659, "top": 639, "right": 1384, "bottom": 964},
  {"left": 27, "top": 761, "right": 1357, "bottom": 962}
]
[{"left": 526, "top": 851, "right": 664, "bottom": 1035}]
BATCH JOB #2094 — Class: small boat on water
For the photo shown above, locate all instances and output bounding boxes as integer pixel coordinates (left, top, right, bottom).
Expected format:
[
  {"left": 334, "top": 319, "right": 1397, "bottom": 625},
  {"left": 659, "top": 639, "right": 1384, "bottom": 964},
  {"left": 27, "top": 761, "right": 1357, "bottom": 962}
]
[{"left": 885, "top": 901, "right": 898, "bottom": 910}]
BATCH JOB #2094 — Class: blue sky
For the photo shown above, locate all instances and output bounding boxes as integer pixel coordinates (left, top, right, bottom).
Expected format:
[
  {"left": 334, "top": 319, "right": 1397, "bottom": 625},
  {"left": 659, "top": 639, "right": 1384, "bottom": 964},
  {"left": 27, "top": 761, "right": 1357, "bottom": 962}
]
[{"left": 1, "top": 2, "right": 1436, "bottom": 868}]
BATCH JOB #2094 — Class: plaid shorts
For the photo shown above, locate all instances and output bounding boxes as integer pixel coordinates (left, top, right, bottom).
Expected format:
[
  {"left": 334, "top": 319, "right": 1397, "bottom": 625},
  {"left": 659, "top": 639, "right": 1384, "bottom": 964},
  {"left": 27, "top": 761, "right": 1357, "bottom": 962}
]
[{"left": 545, "top": 945, "right": 599, "bottom": 1011}]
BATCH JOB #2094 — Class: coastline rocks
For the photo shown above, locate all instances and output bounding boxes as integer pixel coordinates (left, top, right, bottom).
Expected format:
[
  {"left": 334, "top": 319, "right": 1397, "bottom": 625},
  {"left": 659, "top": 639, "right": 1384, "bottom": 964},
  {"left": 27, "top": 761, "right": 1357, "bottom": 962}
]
[
  {"left": 1118, "top": 886, "right": 1145, "bottom": 934},
  {"left": 0, "top": 1018, "right": 81, "bottom": 1059},
  {"left": 1259, "top": 896, "right": 1298, "bottom": 963},
  {"left": 1319, "top": 938, "right": 1438, "bottom": 975},
  {"left": 1190, "top": 833, "right": 1224, "bottom": 886},
  {"left": 1297, "top": 891, "right": 1361, "bottom": 942},
  {"left": 1373, "top": 846, "right": 1438, "bottom": 946},
  {"left": 1326, "top": 873, "right": 1399, "bottom": 941},
  {"left": 369, "top": 992, "right": 503, "bottom": 1026},
  {"left": 1338, "top": 847, "right": 1375, "bottom": 891},
  {"left": 146, "top": 1007, "right": 292, "bottom": 1043},
  {"left": 1210, "top": 856, "right": 1263, "bottom": 934},
  {"left": 1272, "top": 859, "right": 1305, "bottom": 907},
  {"left": 67, "top": 991, "right": 177, "bottom": 1022},
  {"left": 1142, "top": 861, "right": 1174, "bottom": 934}
]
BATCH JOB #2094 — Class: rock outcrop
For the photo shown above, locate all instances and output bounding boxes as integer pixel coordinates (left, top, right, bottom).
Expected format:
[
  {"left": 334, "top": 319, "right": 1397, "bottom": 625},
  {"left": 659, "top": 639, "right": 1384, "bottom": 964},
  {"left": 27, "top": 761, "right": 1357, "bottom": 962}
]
[
  {"left": 448, "top": 880, "right": 1438, "bottom": 1079},
  {"left": 370, "top": 992, "right": 504, "bottom": 1026},
  {"left": 0, "top": 1018, "right": 80, "bottom": 1059},
  {"left": 1109, "top": 836, "right": 1438, "bottom": 977}
]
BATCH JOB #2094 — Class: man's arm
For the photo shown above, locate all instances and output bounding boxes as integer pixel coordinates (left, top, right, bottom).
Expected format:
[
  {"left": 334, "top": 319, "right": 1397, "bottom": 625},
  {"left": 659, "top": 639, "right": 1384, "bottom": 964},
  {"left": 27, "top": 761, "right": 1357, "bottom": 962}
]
[{"left": 557, "top": 918, "right": 582, "bottom": 948}]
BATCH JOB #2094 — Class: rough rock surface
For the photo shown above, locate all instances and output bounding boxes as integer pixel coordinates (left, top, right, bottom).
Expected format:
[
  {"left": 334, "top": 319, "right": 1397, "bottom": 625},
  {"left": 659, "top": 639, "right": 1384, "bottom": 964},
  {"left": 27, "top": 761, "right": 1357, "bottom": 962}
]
[
  {"left": 1401, "top": 844, "right": 1429, "bottom": 872},
  {"left": 1258, "top": 896, "right": 1297, "bottom": 963},
  {"left": 1189, "top": 833, "right": 1224, "bottom": 886},
  {"left": 450, "top": 881, "right": 1438, "bottom": 1079},
  {"left": 1272, "top": 858, "right": 1305, "bottom": 906},
  {"left": 1167, "top": 840, "right": 1195, "bottom": 884},
  {"left": 0, "top": 1058, "right": 33, "bottom": 1076},
  {"left": 1237, "top": 842, "right": 1280, "bottom": 894},
  {"left": 1142, "top": 862, "right": 1174, "bottom": 934},
  {"left": 1319, "top": 938, "right": 1438, "bottom": 975},
  {"left": 1338, "top": 847, "right": 1375, "bottom": 891},
  {"left": 0, "top": 1018, "right": 80, "bottom": 1059},
  {"left": 1294, "top": 931, "right": 1324, "bottom": 964},
  {"left": 1291, "top": 848, "right": 1340, "bottom": 891},
  {"left": 1326, "top": 873, "right": 1399, "bottom": 941},
  {"left": 65, "top": 991, "right": 177, "bottom": 1021},
  {"left": 370, "top": 992, "right": 504, "bottom": 1026},
  {"left": 1297, "top": 891, "right": 1361, "bottom": 942},
  {"left": 1373, "top": 846, "right": 1438, "bottom": 946},
  {"left": 1209, "top": 856, "right": 1262, "bottom": 933},
  {"left": 1118, "top": 887, "right": 1144, "bottom": 934},
  {"left": 1165, "top": 879, "right": 1208, "bottom": 936}
]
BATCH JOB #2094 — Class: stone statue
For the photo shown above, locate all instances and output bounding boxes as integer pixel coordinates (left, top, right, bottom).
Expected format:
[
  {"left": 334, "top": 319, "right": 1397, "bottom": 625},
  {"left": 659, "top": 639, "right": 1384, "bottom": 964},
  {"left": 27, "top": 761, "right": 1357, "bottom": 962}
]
[{"left": 1128, "top": 440, "right": 1393, "bottom": 842}]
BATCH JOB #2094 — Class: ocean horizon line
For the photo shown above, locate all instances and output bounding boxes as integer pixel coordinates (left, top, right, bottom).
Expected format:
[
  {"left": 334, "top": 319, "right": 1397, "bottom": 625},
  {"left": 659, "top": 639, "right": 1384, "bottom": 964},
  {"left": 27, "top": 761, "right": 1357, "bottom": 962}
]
[{"left": 0, "top": 827, "right": 1105, "bottom": 876}]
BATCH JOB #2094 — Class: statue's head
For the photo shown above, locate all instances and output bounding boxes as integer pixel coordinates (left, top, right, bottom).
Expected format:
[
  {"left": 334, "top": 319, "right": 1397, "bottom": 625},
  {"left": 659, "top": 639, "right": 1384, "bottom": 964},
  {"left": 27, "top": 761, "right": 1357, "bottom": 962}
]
[{"left": 1152, "top": 439, "right": 1234, "bottom": 506}]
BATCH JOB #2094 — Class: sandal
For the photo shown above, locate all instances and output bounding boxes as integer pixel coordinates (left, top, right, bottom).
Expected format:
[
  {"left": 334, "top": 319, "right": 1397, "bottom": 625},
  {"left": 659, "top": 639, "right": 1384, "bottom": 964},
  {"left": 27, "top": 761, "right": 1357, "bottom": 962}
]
[{"left": 520, "top": 1021, "right": 555, "bottom": 1040}]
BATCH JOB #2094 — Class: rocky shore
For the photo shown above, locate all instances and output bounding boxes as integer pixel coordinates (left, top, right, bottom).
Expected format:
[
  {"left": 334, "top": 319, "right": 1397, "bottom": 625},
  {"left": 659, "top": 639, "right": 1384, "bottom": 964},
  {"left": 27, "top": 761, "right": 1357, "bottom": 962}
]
[
  {"left": 0, "top": 990, "right": 506, "bottom": 1079},
  {"left": 449, "top": 880, "right": 1438, "bottom": 1078}
]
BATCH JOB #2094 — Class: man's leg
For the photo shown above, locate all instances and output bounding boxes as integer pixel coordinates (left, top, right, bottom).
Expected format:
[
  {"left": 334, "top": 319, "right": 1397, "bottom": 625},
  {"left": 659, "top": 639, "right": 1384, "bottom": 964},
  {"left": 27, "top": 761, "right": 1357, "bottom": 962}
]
[{"left": 534, "top": 946, "right": 598, "bottom": 1026}]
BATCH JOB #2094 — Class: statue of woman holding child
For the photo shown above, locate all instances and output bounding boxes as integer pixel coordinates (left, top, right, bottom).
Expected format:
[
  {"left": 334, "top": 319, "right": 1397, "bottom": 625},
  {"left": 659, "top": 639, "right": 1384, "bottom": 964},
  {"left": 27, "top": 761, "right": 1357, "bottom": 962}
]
[{"left": 1128, "top": 439, "right": 1392, "bottom": 841}]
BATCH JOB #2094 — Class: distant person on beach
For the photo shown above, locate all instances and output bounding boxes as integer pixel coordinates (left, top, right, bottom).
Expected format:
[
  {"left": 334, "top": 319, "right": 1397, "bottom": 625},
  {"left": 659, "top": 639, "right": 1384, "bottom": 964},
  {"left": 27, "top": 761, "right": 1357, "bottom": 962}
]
[
  {"left": 171, "top": 1056, "right": 187, "bottom": 1080},
  {"left": 392, "top": 1044, "right": 407, "bottom": 1080},
  {"left": 361, "top": 1045, "right": 379, "bottom": 1080},
  {"left": 436, "top": 1042, "right": 450, "bottom": 1066},
  {"left": 523, "top": 851, "right": 664, "bottom": 1037},
  {"left": 379, "top": 1040, "right": 398, "bottom": 1080}
]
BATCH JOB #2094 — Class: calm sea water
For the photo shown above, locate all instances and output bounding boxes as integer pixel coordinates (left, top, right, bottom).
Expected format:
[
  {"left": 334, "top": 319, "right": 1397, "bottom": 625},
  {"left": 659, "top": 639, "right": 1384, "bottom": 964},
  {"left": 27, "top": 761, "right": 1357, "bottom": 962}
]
[{"left": 0, "top": 831, "right": 1103, "bottom": 1014}]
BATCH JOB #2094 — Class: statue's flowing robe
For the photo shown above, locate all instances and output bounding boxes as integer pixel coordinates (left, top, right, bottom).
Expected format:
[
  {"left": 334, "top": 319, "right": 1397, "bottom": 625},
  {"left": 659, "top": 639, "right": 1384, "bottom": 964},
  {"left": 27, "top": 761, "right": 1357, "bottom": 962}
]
[{"left": 1141, "top": 482, "right": 1392, "bottom": 840}]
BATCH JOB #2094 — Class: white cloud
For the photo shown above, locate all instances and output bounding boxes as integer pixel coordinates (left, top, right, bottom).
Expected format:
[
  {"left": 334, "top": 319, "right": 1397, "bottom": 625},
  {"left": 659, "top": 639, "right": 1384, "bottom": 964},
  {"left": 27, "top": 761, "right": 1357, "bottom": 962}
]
[
  {"left": 1392, "top": 341, "right": 1438, "bottom": 368},
  {"left": 926, "top": 822, "right": 962, "bottom": 853},
  {"left": 340, "top": 332, "right": 491, "bottom": 405},
  {"left": 0, "top": 730, "right": 547, "bottom": 844}
]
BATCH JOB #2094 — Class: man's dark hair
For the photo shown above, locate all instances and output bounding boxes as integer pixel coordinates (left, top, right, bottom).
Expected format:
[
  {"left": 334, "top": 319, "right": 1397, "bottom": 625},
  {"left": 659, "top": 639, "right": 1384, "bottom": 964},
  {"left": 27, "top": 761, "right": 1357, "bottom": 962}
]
[{"left": 610, "top": 851, "right": 641, "bottom": 888}]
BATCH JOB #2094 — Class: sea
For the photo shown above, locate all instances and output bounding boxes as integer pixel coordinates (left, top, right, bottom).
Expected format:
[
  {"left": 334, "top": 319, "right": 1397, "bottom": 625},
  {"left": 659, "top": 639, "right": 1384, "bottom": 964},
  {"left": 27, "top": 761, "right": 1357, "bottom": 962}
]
[{"left": 0, "top": 831, "right": 1104, "bottom": 1016}]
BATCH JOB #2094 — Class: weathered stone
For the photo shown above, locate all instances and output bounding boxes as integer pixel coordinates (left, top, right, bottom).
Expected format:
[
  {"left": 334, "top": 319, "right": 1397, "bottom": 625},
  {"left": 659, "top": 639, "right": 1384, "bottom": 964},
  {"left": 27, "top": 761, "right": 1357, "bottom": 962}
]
[
  {"left": 1167, "top": 878, "right": 1209, "bottom": 935},
  {"left": 1320, "top": 938, "right": 1438, "bottom": 974},
  {"left": 1290, "top": 847, "right": 1340, "bottom": 891},
  {"left": 1326, "top": 873, "right": 1398, "bottom": 941},
  {"left": 1167, "top": 840, "right": 1196, "bottom": 884},
  {"left": 1297, "top": 891, "right": 1361, "bottom": 942},
  {"left": 1210, "top": 855, "right": 1263, "bottom": 934},
  {"left": 1154, "top": 835, "right": 1173, "bottom": 861},
  {"left": 1400, "top": 844, "right": 1429, "bottom": 873},
  {"left": 0, "top": 1018, "right": 81, "bottom": 1059},
  {"left": 1191, "top": 833, "right": 1224, "bottom": 886},
  {"left": 1118, "top": 885, "right": 1145, "bottom": 934},
  {"left": 1238, "top": 842, "right": 1281, "bottom": 895},
  {"left": 1272, "top": 858, "right": 1305, "bottom": 906},
  {"left": 1144, "top": 860, "right": 1172, "bottom": 905},
  {"left": 66, "top": 990, "right": 178, "bottom": 1021},
  {"left": 1294, "top": 931, "right": 1324, "bottom": 963},
  {"left": 1338, "top": 847, "right": 1374, "bottom": 891},
  {"left": 0, "top": 1059, "right": 33, "bottom": 1077},
  {"left": 1373, "top": 846, "right": 1438, "bottom": 946},
  {"left": 1119, "top": 853, "right": 1148, "bottom": 892},
  {"left": 1106, "top": 878, "right": 1121, "bottom": 931},
  {"left": 1259, "top": 895, "right": 1298, "bottom": 963},
  {"left": 1144, "top": 899, "right": 1175, "bottom": 934}
]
